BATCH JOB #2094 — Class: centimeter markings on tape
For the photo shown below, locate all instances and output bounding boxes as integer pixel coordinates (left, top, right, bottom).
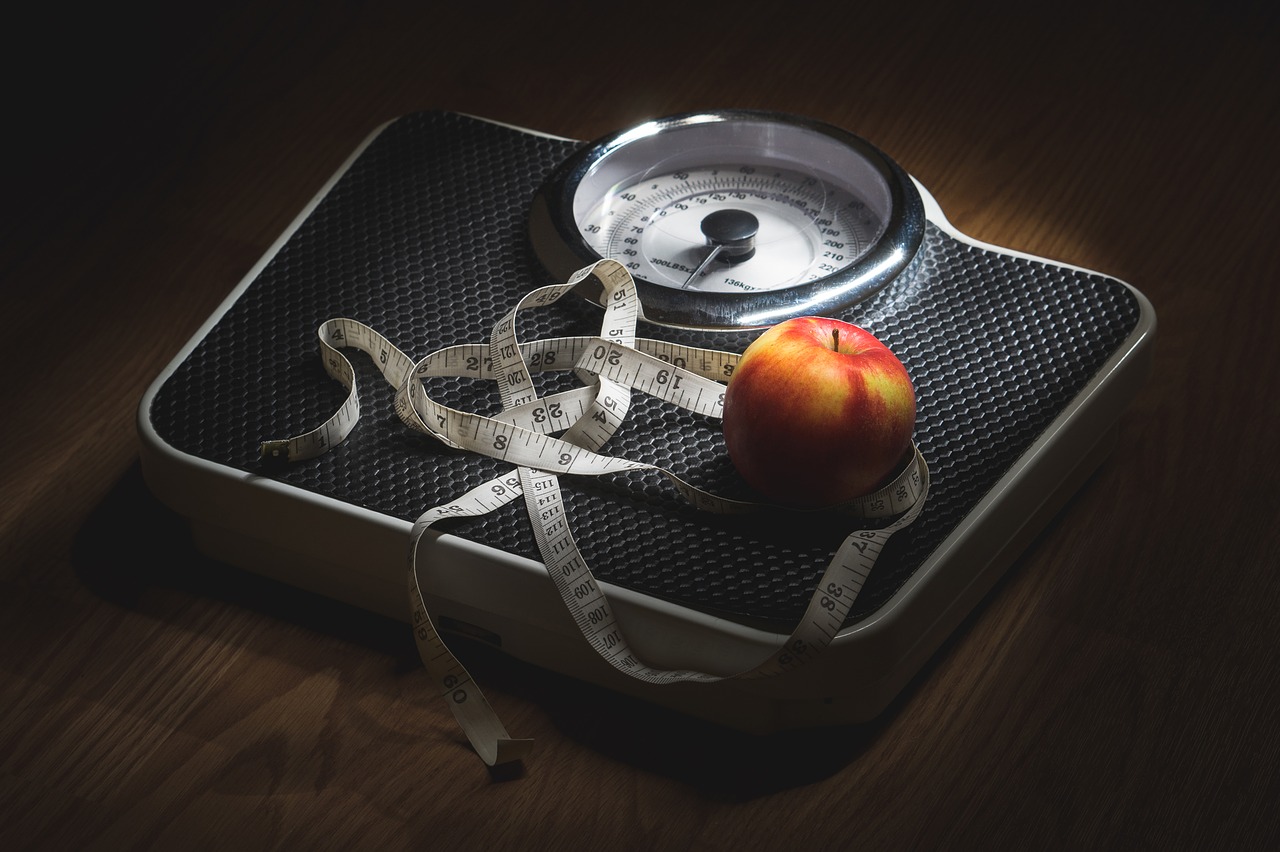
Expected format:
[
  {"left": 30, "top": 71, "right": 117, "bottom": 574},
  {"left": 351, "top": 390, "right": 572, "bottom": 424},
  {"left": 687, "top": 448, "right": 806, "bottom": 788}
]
[{"left": 260, "top": 258, "right": 929, "bottom": 768}]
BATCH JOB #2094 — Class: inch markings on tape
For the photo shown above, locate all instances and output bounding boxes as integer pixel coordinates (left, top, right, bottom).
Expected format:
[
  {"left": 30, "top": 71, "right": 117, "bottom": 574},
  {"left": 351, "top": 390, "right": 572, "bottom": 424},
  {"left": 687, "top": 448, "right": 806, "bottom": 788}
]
[{"left": 261, "top": 258, "right": 930, "bottom": 768}]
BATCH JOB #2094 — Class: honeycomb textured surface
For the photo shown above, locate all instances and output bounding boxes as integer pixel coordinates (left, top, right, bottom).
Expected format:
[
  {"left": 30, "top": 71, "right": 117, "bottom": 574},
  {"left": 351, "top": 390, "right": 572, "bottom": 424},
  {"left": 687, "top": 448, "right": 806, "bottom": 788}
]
[{"left": 147, "top": 111, "right": 1142, "bottom": 628}]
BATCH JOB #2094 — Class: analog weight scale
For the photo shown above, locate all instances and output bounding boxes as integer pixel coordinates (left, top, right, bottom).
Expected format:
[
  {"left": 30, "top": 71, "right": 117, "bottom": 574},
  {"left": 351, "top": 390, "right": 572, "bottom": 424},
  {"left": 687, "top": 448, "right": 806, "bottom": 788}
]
[{"left": 137, "top": 111, "right": 1155, "bottom": 732}]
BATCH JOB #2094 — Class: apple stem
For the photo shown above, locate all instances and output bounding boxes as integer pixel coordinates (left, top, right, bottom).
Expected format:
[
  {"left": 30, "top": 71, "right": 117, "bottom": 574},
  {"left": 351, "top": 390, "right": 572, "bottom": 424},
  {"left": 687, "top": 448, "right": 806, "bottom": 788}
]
[{"left": 832, "top": 329, "right": 840, "bottom": 351}]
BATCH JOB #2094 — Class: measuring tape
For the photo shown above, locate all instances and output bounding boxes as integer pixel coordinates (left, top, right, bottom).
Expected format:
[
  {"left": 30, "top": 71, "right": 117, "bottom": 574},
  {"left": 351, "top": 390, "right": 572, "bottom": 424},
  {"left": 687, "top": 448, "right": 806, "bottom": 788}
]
[{"left": 262, "top": 259, "right": 929, "bottom": 768}]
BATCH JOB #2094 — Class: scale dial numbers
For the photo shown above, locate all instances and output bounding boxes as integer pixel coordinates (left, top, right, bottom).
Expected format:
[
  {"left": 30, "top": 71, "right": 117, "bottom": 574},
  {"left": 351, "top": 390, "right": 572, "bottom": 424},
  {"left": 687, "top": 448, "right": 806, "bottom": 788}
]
[{"left": 581, "top": 165, "right": 885, "bottom": 294}]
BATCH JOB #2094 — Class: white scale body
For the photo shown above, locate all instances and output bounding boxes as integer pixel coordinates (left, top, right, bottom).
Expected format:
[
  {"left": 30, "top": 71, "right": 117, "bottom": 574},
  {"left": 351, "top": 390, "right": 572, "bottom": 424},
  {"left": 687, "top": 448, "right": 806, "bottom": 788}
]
[{"left": 137, "top": 111, "right": 1155, "bottom": 733}]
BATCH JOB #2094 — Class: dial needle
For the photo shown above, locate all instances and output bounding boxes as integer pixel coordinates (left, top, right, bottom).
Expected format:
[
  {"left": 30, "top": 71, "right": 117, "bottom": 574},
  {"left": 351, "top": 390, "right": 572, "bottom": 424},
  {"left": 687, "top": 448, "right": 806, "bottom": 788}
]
[
  {"left": 681, "top": 208, "right": 760, "bottom": 290},
  {"left": 682, "top": 245, "right": 724, "bottom": 289}
]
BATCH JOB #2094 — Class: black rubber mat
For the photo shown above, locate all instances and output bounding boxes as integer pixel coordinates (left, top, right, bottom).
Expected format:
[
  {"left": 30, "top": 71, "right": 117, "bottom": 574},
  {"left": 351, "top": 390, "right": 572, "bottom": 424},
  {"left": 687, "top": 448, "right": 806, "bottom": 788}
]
[{"left": 146, "top": 111, "right": 1142, "bottom": 628}]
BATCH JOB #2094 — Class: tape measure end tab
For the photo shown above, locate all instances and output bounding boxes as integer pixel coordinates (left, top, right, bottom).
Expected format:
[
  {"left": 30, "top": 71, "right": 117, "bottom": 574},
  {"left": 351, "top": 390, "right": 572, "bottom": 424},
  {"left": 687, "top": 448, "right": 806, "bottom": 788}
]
[
  {"left": 492, "top": 737, "right": 535, "bottom": 768},
  {"left": 260, "top": 440, "right": 292, "bottom": 463}
]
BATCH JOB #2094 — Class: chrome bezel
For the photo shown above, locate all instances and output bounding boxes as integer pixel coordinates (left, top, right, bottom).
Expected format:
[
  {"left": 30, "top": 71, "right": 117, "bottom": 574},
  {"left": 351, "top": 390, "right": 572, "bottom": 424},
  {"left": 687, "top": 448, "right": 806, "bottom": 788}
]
[{"left": 529, "top": 109, "right": 926, "bottom": 330}]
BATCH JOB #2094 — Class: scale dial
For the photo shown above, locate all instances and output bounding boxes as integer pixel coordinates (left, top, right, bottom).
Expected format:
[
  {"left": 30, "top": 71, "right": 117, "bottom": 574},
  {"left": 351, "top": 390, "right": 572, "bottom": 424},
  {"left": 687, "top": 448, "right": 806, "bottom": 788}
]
[{"left": 529, "top": 110, "right": 926, "bottom": 329}]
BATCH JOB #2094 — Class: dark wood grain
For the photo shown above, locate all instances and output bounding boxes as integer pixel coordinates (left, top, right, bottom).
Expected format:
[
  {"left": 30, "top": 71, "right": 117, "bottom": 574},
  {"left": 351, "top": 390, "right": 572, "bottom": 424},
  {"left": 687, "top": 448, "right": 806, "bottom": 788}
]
[{"left": 4, "top": 1, "right": 1278, "bottom": 849}]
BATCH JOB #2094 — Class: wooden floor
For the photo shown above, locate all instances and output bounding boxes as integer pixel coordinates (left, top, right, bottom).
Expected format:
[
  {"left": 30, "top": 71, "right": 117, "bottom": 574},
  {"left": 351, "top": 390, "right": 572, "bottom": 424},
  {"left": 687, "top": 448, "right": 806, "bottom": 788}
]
[{"left": 4, "top": 1, "right": 1278, "bottom": 848}]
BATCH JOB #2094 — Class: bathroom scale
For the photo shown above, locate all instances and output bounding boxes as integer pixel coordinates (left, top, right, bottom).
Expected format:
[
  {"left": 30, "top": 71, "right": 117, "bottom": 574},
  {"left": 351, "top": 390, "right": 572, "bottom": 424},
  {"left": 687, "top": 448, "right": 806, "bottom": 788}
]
[{"left": 137, "top": 109, "right": 1155, "bottom": 748}]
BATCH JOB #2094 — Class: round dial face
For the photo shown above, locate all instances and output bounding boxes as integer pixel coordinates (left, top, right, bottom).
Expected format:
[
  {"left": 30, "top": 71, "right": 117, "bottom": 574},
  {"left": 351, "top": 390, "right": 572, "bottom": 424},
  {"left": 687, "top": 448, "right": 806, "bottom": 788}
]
[
  {"left": 578, "top": 164, "right": 886, "bottom": 294},
  {"left": 530, "top": 110, "right": 925, "bottom": 329}
]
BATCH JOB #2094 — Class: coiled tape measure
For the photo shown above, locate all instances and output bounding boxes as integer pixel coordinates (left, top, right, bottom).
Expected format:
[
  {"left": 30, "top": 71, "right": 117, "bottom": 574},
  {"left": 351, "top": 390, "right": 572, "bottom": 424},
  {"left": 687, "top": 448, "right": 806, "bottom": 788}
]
[{"left": 262, "top": 258, "right": 929, "bottom": 767}]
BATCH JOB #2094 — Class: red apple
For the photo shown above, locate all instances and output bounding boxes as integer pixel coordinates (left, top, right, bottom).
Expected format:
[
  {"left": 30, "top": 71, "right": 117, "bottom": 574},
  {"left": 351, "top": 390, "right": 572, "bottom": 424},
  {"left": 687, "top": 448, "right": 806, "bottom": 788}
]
[{"left": 722, "top": 316, "right": 916, "bottom": 507}]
